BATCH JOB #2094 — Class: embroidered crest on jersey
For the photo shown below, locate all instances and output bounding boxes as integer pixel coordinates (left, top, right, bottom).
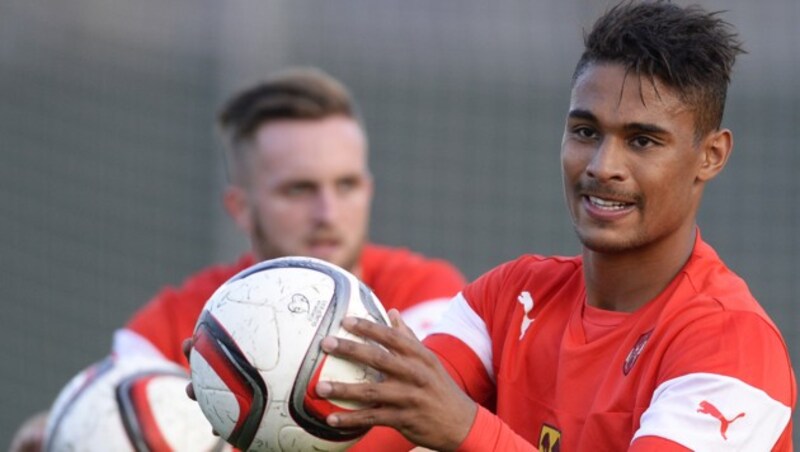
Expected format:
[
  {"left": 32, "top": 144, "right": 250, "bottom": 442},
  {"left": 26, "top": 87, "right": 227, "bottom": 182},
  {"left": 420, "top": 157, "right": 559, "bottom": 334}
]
[
  {"left": 518, "top": 291, "right": 535, "bottom": 340},
  {"left": 538, "top": 424, "right": 561, "bottom": 452},
  {"left": 622, "top": 329, "right": 652, "bottom": 375},
  {"left": 697, "top": 400, "right": 746, "bottom": 440}
]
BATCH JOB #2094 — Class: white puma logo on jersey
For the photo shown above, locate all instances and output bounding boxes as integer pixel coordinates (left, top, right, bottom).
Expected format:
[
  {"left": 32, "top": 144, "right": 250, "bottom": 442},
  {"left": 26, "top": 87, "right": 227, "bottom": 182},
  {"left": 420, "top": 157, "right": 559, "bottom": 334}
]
[{"left": 518, "top": 291, "right": 535, "bottom": 339}]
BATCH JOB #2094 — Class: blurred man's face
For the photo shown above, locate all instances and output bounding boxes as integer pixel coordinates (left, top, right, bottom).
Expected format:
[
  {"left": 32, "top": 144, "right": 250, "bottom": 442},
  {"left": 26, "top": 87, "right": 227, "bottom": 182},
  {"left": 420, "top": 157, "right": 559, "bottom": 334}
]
[{"left": 227, "top": 116, "right": 372, "bottom": 274}]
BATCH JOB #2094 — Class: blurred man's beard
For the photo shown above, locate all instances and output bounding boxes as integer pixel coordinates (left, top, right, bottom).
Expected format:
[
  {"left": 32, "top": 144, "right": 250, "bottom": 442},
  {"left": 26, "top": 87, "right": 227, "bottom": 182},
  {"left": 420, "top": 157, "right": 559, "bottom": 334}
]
[
  {"left": 337, "top": 240, "right": 364, "bottom": 275},
  {"left": 251, "top": 216, "right": 365, "bottom": 273}
]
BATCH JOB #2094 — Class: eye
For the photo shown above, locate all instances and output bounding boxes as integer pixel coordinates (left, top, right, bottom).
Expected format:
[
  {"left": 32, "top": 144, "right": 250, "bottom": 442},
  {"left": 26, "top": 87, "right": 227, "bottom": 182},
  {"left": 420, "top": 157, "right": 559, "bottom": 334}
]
[
  {"left": 283, "top": 182, "right": 315, "bottom": 197},
  {"left": 572, "top": 125, "right": 598, "bottom": 141},
  {"left": 629, "top": 135, "right": 658, "bottom": 149},
  {"left": 336, "top": 176, "right": 362, "bottom": 194}
]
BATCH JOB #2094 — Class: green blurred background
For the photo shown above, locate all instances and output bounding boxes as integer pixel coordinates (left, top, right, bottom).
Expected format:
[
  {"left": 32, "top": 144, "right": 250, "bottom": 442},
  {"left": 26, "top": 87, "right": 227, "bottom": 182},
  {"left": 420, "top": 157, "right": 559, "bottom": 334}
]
[{"left": 1, "top": 0, "right": 797, "bottom": 444}]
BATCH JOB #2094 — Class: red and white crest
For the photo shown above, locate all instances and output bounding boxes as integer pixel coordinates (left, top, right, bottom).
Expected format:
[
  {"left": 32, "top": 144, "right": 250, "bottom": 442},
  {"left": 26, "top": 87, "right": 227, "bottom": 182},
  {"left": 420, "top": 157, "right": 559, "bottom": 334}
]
[{"left": 623, "top": 330, "right": 652, "bottom": 375}]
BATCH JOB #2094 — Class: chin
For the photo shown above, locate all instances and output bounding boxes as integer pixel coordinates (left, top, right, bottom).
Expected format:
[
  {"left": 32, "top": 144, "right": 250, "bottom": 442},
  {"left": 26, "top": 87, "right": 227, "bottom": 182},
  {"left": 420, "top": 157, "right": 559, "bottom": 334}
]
[
  {"left": 576, "top": 227, "right": 645, "bottom": 254},
  {"left": 581, "top": 239, "right": 631, "bottom": 254},
  {"left": 305, "top": 249, "right": 347, "bottom": 269}
]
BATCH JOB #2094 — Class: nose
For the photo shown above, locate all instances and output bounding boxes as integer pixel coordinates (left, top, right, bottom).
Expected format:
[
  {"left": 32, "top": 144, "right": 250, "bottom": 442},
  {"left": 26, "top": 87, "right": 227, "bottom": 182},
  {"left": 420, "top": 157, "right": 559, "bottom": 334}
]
[
  {"left": 311, "top": 187, "right": 339, "bottom": 224},
  {"left": 585, "top": 137, "right": 627, "bottom": 182}
]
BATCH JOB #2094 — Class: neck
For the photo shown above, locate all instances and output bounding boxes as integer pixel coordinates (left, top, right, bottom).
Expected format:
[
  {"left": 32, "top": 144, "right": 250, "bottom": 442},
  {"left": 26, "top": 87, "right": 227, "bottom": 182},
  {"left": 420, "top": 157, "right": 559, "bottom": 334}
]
[
  {"left": 583, "top": 225, "right": 697, "bottom": 313},
  {"left": 350, "top": 262, "right": 363, "bottom": 280}
]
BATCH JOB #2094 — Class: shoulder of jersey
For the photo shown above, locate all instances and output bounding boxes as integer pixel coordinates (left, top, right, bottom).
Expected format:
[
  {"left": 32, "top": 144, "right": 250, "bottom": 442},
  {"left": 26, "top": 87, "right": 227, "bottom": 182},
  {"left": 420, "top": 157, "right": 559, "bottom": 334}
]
[{"left": 175, "top": 254, "right": 255, "bottom": 298}]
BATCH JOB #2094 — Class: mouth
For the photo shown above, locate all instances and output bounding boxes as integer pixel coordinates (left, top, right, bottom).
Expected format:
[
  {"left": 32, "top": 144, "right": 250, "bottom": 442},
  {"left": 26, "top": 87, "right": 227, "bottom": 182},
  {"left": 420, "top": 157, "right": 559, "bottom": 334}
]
[
  {"left": 584, "top": 195, "right": 635, "bottom": 211},
  {"left": 307, "top": 237, "right": 342, "bottom": 256},
  {"left": 580, "top": 193, "right": 637, "bottom": 221}
]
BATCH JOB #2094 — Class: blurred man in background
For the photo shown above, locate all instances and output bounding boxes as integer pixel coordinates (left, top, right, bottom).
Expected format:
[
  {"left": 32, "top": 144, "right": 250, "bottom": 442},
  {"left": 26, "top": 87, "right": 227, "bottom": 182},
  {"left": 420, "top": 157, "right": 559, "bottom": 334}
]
[
  {"left": 10, "top": 67, "right": 465, "bottom": 451},
  {"left": 114, "top": 67, "right": 465, "bottom": 366}
]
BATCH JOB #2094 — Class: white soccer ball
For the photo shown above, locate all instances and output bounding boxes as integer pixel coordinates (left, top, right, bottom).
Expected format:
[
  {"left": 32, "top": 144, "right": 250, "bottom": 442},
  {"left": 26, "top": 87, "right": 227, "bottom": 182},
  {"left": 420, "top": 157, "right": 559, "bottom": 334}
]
[
  {"left": 44, "top": 355, "right": 230, "bottom": 452},
  {"left": 189, "top": 256, "right": 390, "bottom": 452}
]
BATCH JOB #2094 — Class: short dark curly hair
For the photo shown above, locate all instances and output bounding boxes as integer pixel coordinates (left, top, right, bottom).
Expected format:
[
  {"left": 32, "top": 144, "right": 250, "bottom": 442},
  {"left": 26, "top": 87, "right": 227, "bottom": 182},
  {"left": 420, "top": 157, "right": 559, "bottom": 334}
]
[{"left": 573, "top": 1, "right": 744, "bottom": 137}]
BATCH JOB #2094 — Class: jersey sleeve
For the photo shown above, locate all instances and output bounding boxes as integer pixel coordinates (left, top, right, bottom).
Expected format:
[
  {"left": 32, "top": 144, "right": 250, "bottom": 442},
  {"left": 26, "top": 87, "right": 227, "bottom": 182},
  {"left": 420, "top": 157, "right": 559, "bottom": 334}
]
[
  {"left": 405, "top": 258, "right": 467, "bottom": 304},
  {"left": 111, "top": 328, "right": 168, "bottom": 361},
  {"left": 424, "top": 262, "right": 534, "bottom": 450},
  {"left": 124, "top": 287, "right": 197, "bottom": 368},
  {"left": 349, "top": 426, "right": 414, "bottom": 452},
  {"left": 362, "top": 246, "right": 466, "bottom": 312},
  {"left": 427, "top": 260, "right": 520, "bottom": 381},
  {"left": 632, "top": 310, "right": 795, "bottom": 450},
  {"left": 628, "top": 436, "right": 691, "bottom": 451},
  {"left": 456, "top": 406, "right": 538, "bottom": 452},
  {"left": 460, "top": 260, "right": 522, "bottom": 338},
  {"left": 397, "top": 259, "right": 465, "bottom": 339},
  {"left": 365, "top": 248, "right": 467, "bottom": 339},
  {"left": 353, "top": 406, "right": 542, "bottom": 452},
  {"left": 122, "top": 259, "right": 248, "bottom": 369}
]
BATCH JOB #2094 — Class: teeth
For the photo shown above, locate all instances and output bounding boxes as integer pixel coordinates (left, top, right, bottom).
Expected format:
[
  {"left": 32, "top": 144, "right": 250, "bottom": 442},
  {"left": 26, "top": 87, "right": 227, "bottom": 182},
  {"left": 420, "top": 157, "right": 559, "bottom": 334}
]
[{"left": 588, "top": 196, "right": 629, "bottom": 210}]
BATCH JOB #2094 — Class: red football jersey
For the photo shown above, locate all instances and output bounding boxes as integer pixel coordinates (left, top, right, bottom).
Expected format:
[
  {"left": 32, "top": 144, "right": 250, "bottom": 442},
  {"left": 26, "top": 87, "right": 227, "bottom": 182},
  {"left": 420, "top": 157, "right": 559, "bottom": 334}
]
[
  {"left": 120, "top": 244, "right": 465, "bottom": 369},
  {"left": 418, "top": 233, "right": 795, "bottom": 451}
]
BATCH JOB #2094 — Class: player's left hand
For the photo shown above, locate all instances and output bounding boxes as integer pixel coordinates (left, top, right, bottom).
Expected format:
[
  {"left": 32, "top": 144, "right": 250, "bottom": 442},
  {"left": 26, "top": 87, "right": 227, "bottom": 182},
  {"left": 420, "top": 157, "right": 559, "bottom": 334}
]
[
  {"left": 8, "top": 410, "right": 48, "bottom": 452},
  {"left": 181, "top": 337, "right": 223, "bottom": 438},
  {"left": 181, "top": 337, "right": 197, "bottom": 401},
  {"left": 315, "top": 309, "right": 477, "bottom": 451}
]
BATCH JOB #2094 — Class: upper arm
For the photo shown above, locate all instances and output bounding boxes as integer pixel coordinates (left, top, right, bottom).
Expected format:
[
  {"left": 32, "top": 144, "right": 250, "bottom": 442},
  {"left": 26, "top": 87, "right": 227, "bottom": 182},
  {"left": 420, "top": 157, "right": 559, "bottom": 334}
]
[
  {"left": 124, "top": 287, "right": 198, "bottom": 367},
  {"left": 633, "top": 312, "right": 794, "bottom": 450},
  {"left": 629, "top": 435, "right": 691, "bottom": 451},
  {"left": 425, "top": 293, "right": 496, "bottom": 405}
]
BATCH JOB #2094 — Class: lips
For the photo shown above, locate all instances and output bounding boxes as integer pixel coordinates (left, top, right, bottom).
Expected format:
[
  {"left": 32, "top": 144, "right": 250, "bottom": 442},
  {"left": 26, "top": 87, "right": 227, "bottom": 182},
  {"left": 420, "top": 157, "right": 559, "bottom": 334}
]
[
  {"left": 307, "top": 236, "right": 342, "bottom": 257},
  {"left": 581, "top": 194, "right": 636, "bottom": 220},
  {"left": 308, "top": 235, "right": 341, "bottom": 246},
  {"left": 309, "top": 240, "right": 340, "bottom": 248},
  {"left": 586, "top": 195, "right": 633, "bottom": 211}
]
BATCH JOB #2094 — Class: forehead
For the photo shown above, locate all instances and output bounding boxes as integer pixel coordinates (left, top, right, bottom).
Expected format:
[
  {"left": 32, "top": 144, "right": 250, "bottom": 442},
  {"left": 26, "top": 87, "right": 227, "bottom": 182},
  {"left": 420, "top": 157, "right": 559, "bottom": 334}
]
[
  {"left": 251, "top": 116, "right": 368, "bottom": 180},
  {"left": 569, "top": 63, "right": 693, "bottom": 126}
]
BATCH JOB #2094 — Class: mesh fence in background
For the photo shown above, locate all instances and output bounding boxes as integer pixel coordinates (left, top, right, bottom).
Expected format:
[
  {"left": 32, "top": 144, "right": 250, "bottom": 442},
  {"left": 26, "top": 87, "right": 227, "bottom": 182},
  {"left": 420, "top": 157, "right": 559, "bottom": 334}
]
[
  {"left": 1, "top": 0, "right": 797, "bottom": 444},
  {"left": 0, "top": 0, "right": 220, "bottom": 439}
]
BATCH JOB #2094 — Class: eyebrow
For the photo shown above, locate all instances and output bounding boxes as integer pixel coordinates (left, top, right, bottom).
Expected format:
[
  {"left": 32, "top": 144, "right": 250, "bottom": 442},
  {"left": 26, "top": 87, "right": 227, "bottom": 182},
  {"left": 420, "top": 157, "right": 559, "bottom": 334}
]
[
  {"left": 567, "top": 109, "right": 597, "bottom": 122},
  {"left": 567, "top": 109, "right": 669, "bottom": 135},
  {"left": 624, "top": 122, "right": 669, "bottom": 135}
]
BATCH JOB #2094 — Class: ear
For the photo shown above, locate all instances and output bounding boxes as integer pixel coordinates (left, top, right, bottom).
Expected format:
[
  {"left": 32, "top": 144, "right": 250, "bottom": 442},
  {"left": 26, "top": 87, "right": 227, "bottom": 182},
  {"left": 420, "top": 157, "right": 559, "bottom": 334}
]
[
  {"left": 697, "top": 128, "right": 733, "bottom": 182},
  {"left": 223, "top": 185, "right": 253, "bottom": 235}
]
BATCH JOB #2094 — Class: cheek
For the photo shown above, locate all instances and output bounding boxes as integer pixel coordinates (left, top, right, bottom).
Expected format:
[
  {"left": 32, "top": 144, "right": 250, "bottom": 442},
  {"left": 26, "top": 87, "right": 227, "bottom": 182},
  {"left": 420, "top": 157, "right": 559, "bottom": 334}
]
[
  {"left": 641, "top": 167, "right": 694, "bottom": 217},
  {"left": 560, "top": 154, "right": 583, "bottom": 199},
  {"left": 561, "top": 147, "right": 586, "bottom": 180},
  {"left": 256, "top": 200, "right": 308, "bottom": 231},
  {"left": 344, "top": 194, "right": 371, "bottom": 225}
]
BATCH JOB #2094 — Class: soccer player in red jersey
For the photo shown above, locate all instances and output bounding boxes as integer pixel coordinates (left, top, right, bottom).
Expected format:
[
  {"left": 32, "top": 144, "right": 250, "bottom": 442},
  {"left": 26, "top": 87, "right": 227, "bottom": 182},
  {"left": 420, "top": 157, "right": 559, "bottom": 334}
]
[
  {"left": 9, "top": 68, "right": 465, "bottom": 451},
  {"left": 317, "top": 3, "right": 796, "bottom": 451}
]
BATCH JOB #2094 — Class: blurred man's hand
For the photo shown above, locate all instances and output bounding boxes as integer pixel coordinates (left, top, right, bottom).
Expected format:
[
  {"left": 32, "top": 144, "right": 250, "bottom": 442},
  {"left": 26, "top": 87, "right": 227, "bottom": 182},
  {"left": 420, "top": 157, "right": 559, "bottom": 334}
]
[{"left": 9, "top": 411, "right": 48, "bottom": 452}]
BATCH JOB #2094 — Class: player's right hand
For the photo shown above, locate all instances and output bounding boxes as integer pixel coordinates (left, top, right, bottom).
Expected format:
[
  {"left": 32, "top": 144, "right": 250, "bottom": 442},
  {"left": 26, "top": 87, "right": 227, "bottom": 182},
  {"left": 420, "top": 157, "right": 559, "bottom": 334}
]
[
  {"left": 315, "top": 308, "right": 477, "bottom": 451},
  {"left": 8, "top": 411, "right": 48, "bottom": 452}
]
